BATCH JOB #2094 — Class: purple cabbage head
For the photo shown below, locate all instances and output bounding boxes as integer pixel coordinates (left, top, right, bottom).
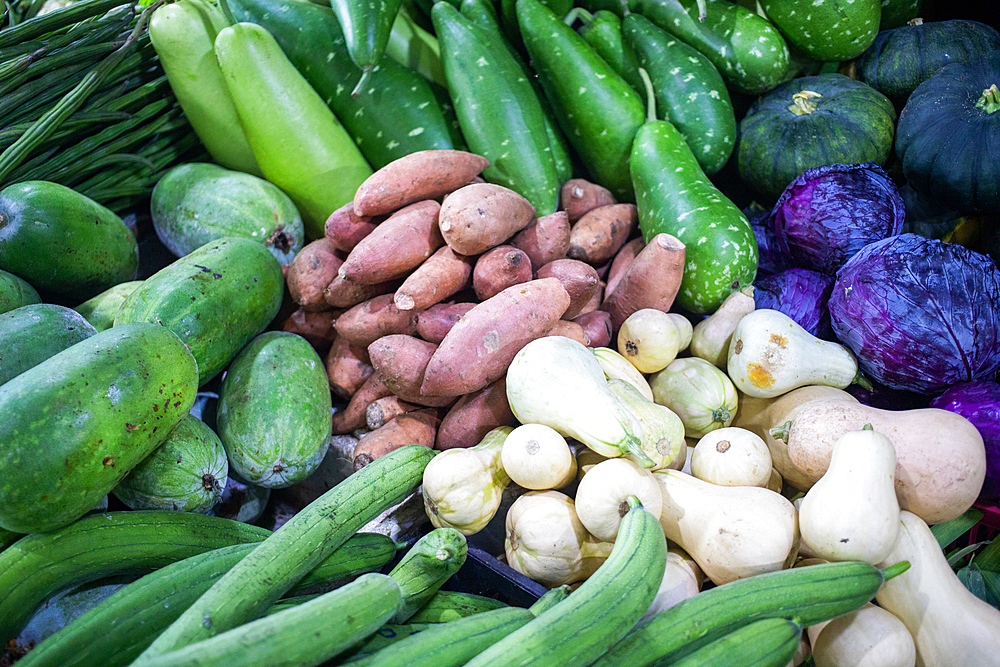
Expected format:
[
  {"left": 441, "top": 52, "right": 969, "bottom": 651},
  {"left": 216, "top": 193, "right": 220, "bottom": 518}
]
[
  {"left": 754, "top": 268, "right": 835, "bottom": 339},
  {"left": 829, "top": 234, "right": 1000, "bottom": 395},
  {"left": 770, "top": 163, "right": 905, "bottom": 275},
  {"left": 930, "top": 379, "right": 1000, "bottom": 500},
  {"left": 751, "top": 212, "right": 794, "bottom": 276}
]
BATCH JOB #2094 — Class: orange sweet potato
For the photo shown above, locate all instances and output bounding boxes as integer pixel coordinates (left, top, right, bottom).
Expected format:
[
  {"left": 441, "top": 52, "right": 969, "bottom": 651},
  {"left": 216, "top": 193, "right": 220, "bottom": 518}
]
[
  {"left": 416, "top": 302, "right": 477, "bottom": 344},
  {"left": 545, "top": 319, "right": 587, "bottom": 345},
  {"left": 438, "top": 183, "right": 535, "bottom": 256},
  {"left": 281, "top": 308, "right": 339, "bottom": 356},
  {"left": 335, "top": 293, "right": 421, "bottom": 348},
  {"left": 394, "top": 245, "right": 474, "bottom": 312},
  {"left": 339, "top": 200, "right": 443, "bottom": 284},
  {"left": 420, "top": 277, "right": 571, "bottom": 397},
  {"left": 367, "top": 334, "right": 454, "bottom": 407},
  {"left": 567, "top": 203, "right": 638, "bottom": 266},
  {"left": 323, "top": 275, "right": 395, "bottom": 309},
  {"left": 560, "top": 178, "right": 616, "bottom": 224},
  {"left": 600, "top": 232, "right": 686, "bottom": 331},
  {"left": 353, "top": 149, "right": 490, "bottom": 217},
  {"left": 324, "top": 202, "right": 378, "bottom": 253},
  {"left": 473, "top": 245, "right": 533, "bottom": 302},
  {"left": 573, "top": 309, "right": 613, "bottom": 347},
  {"left": 286, "top": 237, "right": 343, "bottom": 311},
  {"left": 510, "top": 210, "right": 570, "bottom": 268},
  {"left": 435, "top": 376, "right": 517, "bottom": 451},
  {"left": 366, "top": 396, "right": 420, "bottom": 431},
  {"left": 352, "top": 409, "right": 439, "bottom": 470},
  {"left": 331, "top": 373, "right": 393, "bottom": 435},
  {"left": 534, "top": 258, "right": 601, "bottom": 320},
  {"left": 324, "top": 333, "right": 373, "bottom": 399},
  {"left": 605, "top": 237, "right": 644, "bottom": 297}
]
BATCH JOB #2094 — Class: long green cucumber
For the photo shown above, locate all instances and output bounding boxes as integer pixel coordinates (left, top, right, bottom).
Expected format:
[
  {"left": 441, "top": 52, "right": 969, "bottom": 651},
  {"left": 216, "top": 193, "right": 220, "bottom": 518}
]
[
  {"left": 463, "top": 496, "right": 667, "bottom": 667},
  {"left": 591, "top": 560, "right": 911, "bottom": 667},
  {"left": 134, "top": 445, "right": 435, "bottom": 660},
  {"left": 408, "top": 590, "right": 509, "bottom": 624},
  {"left": 131, "top": 573, "right": 402, "bottom": 667},
  {"left": 0, "top": 511, "right": 270, "bottom": 646},
  {"left": 351, "top": 606, "right": 536, "bottom": 667},
  {"left": 388, "top": 527, "right": 468, "bottom": 623},
  {"left": 668, "top": 618, "right": 802, "bottom": 667},
  {"left": 17, "top": 532, "right": 395, "bottom": 667}
]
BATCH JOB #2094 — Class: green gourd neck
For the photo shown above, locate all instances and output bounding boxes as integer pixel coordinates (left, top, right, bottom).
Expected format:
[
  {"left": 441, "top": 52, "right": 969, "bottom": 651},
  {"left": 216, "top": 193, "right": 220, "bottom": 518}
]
[
  {"left": 976, "top": 84, "right": 1000, "bottom": 114},
  {"left": 788, "top": 90, "right": 822, "bottom": 116}
]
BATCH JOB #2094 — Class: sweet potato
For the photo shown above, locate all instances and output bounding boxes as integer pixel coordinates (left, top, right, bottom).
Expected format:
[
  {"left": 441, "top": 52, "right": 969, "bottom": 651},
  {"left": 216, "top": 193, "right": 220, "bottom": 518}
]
[
  {"left": 324, "top": 202, "right": 378, "bottom": 252},
  {"left": 545, "top": 319, "right": 588, "bottom": 345},
  {"left": 281, "top": 308, "right": 339, "bottom": 356},
  {"left": 573, "top": 309, "right": 613, "bottom": 347},
  {"left": 367, "top": 334, "right": 454, "bottom": 407},
  {"left": 534, "top": 258, "right": 601, "bottom": 320},
  {"left": 560, "top": 178, "right": 616, "bottom": 224},
  {"left": 416, "top": 302, "right": 477, "bottom": 344},
  {"left": 335, "top": 293, "right": 420, "bottom": 348},
  {"left": 331, "top": 373, "right": 393, "bottom": 435},
  {"left": 324, "top": 333, "right": 374, "bottom": 399},
  {"left": 605, "top": 237, "right": 644, "bottom": 297},
  {"left": 338, "top": 199, "right": 443, "bottom": 284},
  {"left": 435, "top": 376, "right": 518, "bottom": 451},
  {"left": 600, "top": 232, "right": 686, "bottom": 331},
  {"left": 366, "top": 396, "right": 420, "bottom": 431},
  {"left": 437, "top": 183, "right": 535, "bottom": 256},
  {"left": 567, "top": 203, "right": 638, "bottom": 266},
  {"left": 286, "top": 237, "right": 343, "bottom": 311},
  {"left": 353, "top": 149, "right": 490, "bottom": 217},
  {"left": 323, "top": 275, "right": 395, "bottom": 309},
  {"left": 473, "top": 245, "right": 533, "bottom": 301},
  {"left": 420, "top": 277, "right": 572, "bottom": 397},
  {"left": 352, "top": 409, "right": 439, "bottom": 470},
  {"left": 394, "top": 245, "right": 474, "bottom": 312},
  {"left": 577, "top": 279, "right": 605, "bottom": 316},
  {"left": 510, "top": 210, "right": 570, "bottom": 268}
]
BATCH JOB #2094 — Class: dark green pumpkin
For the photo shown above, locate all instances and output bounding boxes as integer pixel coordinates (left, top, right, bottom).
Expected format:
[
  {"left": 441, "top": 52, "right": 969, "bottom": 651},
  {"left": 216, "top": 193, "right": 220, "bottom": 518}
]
[
  {"left": 736, "top": 74, "right": 896, "bottom": 202},
  {"left": 896, "top": 53, "right": 1000, "bottom": 213},
  {"left": 856, "top": 19, "right": 1000, "bottom": 110}
]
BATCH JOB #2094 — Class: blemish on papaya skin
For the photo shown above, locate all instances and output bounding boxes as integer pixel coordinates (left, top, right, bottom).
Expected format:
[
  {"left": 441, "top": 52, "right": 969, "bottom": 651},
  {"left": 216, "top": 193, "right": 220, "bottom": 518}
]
[{"left": 747, "top": 362, "right": 774, "bottom": 388}]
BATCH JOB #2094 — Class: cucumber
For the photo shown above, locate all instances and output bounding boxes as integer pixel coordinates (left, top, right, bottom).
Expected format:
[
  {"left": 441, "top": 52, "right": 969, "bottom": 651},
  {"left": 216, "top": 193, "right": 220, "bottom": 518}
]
[
  {"left": 216, "top": 331, "right": 331, "bottom": 488},
  {"left": 0, "top": 303, "right": 97, "bottom": 385},
  {"left": 463, "top": 496, "right": 667, "bottom": 667},
  {"left": 112, "top": 413, "right": 229, "bottom": 513},
  {"left": 150, "top": 163, "right": 304, "bottom": 266},
  {"left": 388, "top": 527, "right": 468, "bottom": 623},
  {"left": 0, "top": 323, "right": 200, "bottom": 534},
  {"left": 668, "top": 618, "right": 802, "bottom": 667},
  {"left": 408, "top": 590, "right": 509, "bottom": 624},
  {"left": 591, "top": 560, "right": 911, "bottom": 667},
  {"left": 17, "top": 532, "right": 395, "bottom": 667},
  {"left": 0, "top": 267, "right": 40, "bottom": 315},
  {"left": 135, "top": 445, "right": 436, "bottom": 660},
  {"left": 71, "top": 280, "right": 143, "bottom": 331},
  {"left": 114, "top": 236, "right": 284, "bottom": 385},
  {"left": 0, "top": 181, "right": 138, "bottom": 300},
  {"left": 0, "top": 511, "right": 271, "bottom": 646}
]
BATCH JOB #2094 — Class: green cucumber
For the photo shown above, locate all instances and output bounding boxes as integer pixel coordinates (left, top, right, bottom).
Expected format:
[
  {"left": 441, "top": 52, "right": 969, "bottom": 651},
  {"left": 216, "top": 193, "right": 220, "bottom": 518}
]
[
  {"left": 0, "top": 303, "right": 97, "bottom": 385},
  {"left": 463, "top": 496, "right": 667, "bottom": 667},
  {"left": 0, "top": 181, "right": 138, "bottom": 300},
  {"left": 0, "top": 267, "right": 40, "bottom": 315},
  {"left": 72, "top": 280, "right": 143, "bottom": 331},
  {"left": 150, "top": 162, "right": 304, "bottom": 266},
  {"left": 135, "top": 445, "right": 436, "bottom": 660},
  {"left": 17, "top": 532, "right": 396, "bottom": 667},
  {"left": 668, "top": 618, "right": 802, "bottom": 667},
  {"left": 0, "top": 511, "right": 271, "bottom": 646},
  {"left": 114, "top": 236, "right": 284, "bottom": 386},
  {"left": 216, "top": 331, "right": 332, "bottom": 488},
  {"left": 111, "top": 413, "right": 229, "bottom": 513},
  {"left": 592, "top": 560, "right": 911, "bottom": 667},
  {"left": 0, "top": 323, "right": 200, "bottom": 534},
  {"left": 408, "top": 590, "right": 509, "bottom": 623},
  {"left": 388, "top": 527, "right": 468, "bottom": 623}
]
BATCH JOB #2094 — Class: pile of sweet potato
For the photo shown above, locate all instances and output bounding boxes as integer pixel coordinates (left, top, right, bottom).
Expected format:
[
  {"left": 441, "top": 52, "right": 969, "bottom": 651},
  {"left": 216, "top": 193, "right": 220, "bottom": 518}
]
[{"left": 279, "top": 149, "right": 686, "bottom": 469}]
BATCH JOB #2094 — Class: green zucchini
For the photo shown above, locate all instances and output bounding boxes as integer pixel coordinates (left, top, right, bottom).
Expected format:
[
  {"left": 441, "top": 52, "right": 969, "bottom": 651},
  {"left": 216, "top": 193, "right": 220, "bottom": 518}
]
[
  {"left": 668, "top": 618, "right": 802, "bottom": 667},
  {"left": 71, "top": 280, "right": 143, "bottom": 331},
  {"left": 388, "top": 527, "right": 468, "bottom": 623},
  {"left": 0, "top": 267, "right": 40, "bottom": 315},
  {"left": 591, "top": 560, "right": 911, "bottom": 667},
  {"left": 408, "top": 590, "right": 509, "bottom": 624},
  {"left": 135, "top": 445, "right": 435, "bottom": 660},
  {"left": 0, "top": 303, "right": 97, "bottom": 385},
  {"left": 17, "top": 532, "right": 395, "bottom": 667},
  {"left": 0, "top": 511, "right": 271, "bottom": 646},
  {"left": 463, "top": 496, "right": 667, "bottom": 667}
]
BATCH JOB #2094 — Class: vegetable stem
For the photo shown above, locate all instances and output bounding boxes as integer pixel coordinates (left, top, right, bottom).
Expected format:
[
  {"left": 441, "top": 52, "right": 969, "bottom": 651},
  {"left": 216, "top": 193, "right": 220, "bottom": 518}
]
[
  {"left": 852, "top": 371, "right": 873, "bottom": 391},
  {"left": 638, "top": 66, "right": 656, "bottom": 123},
  {"left": 881, "top": 560, "right": 911, "bottom": 581},
  {"left": 768, "top": 420, "right": 792, "bottom": 444},
  {"left": 787, "top": 90, "right": 822, "bottom": 116},
  {"left": 975, "top": 83, "right": 1000, "bottom": 114},
  {"left": 216, "top": 0, "right": 237, "bottom": 27},
  {"left": 562, "top": 7, "right": 592, "bottom": 26}
]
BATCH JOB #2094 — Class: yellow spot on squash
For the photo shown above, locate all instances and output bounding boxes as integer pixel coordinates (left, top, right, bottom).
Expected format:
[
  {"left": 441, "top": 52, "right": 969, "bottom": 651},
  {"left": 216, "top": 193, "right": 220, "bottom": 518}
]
[{"left": 747, "top": 362, "right": 774, "bottom": 388}]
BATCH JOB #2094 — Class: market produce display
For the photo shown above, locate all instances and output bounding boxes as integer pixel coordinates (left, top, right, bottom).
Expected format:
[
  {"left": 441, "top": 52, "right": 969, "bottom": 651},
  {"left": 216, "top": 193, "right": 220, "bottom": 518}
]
[{"left": 2, "top": 0, "right": 1000, "bottom": 665}]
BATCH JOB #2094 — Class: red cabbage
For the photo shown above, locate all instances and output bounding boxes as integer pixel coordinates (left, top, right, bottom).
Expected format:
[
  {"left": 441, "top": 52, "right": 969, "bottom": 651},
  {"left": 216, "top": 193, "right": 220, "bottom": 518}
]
[
  {"left": 829, "top": 234, "right": 1000, "bottom": 394},
  {"left": 750, "top": 212, "right": 794, "bottom": 276},
  {"left": 769, "top": 163, "right": 905, "bottom": 275},
  {"left": 754, "top": 268, "right": 835, "bottom": 339},
  {"left": 930, "top": 379, "right": 1000, "bottom": 500}
]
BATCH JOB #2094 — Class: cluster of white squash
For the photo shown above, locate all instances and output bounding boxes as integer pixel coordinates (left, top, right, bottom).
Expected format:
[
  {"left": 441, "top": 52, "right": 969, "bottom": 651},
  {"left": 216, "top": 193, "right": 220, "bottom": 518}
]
[{"left": 419, "top": 292, "right": 1000, "bottom": 667}]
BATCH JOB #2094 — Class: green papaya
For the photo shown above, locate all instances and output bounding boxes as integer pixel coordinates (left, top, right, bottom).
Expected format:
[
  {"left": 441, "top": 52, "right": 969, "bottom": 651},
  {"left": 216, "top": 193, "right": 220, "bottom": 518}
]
[
  {"left": 0, "top": 181, "right": 138, "bottom": 300},
  {"left": 150, "top": 163, "right": 304, "bottom": 266},
  {"left": 217, "top": 331, "right": 332, "bottom": 488},
  {"left": 0, "top": 323, "right": 199, "bottom": 534},
  {"left": 112, "top": 414, "right": 229, "bottom": 514},
  {"left": 72, "top": 281, "right": 144, "bottom": 332},
  {"left": 0, "top": 304, "right": 98, "bottom": 385},
  {"left": 0, "top": 269, "right": 40, "bottom": 315},
  {"left": 114, "top": 237, "right": 285, "bottom": 386}
]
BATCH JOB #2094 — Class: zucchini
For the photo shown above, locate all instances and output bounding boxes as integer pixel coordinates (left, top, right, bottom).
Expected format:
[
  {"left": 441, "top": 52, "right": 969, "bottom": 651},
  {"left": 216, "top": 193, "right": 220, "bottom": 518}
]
[
  {"left": 668, "top": 618, "right": 802, "bottom": 667},
  {"left": 135, "top": 445, "right": 435, "bottom": 660},
  {"left": 408, "top": 590, "right": 509, "bottom": 624},
  {"left": 17, "top": 533, "right": 395, "bottom": 667},
  {"left": 591, "top": 560, "right": 910, "bottom": 667},
  {"left": 463, "top": 496, "right": 667, "bottom": 667},
  {"left": 0, "top": 511, "right": 270, "bottom": 646}
]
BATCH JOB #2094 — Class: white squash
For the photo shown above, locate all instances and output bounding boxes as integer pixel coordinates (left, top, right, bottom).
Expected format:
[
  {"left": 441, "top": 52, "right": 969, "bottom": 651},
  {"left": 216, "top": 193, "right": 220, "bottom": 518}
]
[
  {"left": 574, "top": 458, "right": 663, "bottom": 542},
  {"left": 607, "top": 378, "right": 685, "bottom": 470},
  {"left": 592, "top": 346, "right": 654, "bottom": 402},
  {"left": 766, "top": 468, "right": 784, "bottom": 493},
  {"left": 666, "top": 313, "right": 693, "bottom": 351},
  {"left": 811, "top": 602, "right": 916, "bottom": 667},
  {"left": 690, "top": 285, "right": 755, "bottom": 369},
  {"left": 576, "top": 447, "right": 610, "bottom": 480},
  {"left": 617, "top": 308, "right": 681, "bottom": 373},
  {"left": 640, "top": 548, "right": 702, "bottom": 622},
  {"left": 690, "top": 427, "right": 772, "bottom": 487},
  {"left": 727, "top": 309, "right": 865, "bottom": 399},
  {"left": 649, "top": 357, "right": 739, "bottom": 439},
  {"left": 501, "top": 423, "right": 575, "bottom": 490}
]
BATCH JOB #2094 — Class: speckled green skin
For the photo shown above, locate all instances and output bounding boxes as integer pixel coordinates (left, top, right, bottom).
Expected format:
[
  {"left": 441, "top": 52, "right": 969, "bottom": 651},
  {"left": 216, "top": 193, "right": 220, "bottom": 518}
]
[
  {"left": 0, "top": 323, "right": 199, "bottom": 534},
  {"left": 217, "top": 332, "right": 332, "bottom": 489},
  {"left": 72, "top": 280, "right": 143, "bottom": 332},
  {"left": 0, "top": 181, "right": 138, "bottom": 301},
  {"left": 761, "top": 0, "right": 880, "bottom": 62},
  {"left": 113, "top": 414, "right": 229, "bottom": 513},
  {"left": 0, "top": 303, "right": 97, "bottom": 386},
  {"left": 151, "top": 163, "right": 303, "bottom": 266},
  {"left": 631, "top": 120, "right": 757, "bottom": 315},
  {"left": 0, "top": 268, "right": 40, "bottom": 315},
  {"left": 632, "top": 0, "right": 790, "bottom": 95},
  {"left": 114, "top": 237, "right": 284, "bottom": 386}
]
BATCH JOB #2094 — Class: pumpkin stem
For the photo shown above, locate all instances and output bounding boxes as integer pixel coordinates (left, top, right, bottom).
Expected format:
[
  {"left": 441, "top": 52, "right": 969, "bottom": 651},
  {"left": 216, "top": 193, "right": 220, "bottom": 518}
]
[
  {"left": 696, "top": 0, "right": 707, "bottom": 21},
  {"left": 975, "top": 84, "right": 1000, "bottom": 114},
  {"left": 769, "top": 420, "right": 792, "bottom": 444},
  {"left": 788, "top": 90, "right": 822, "bottom": 116},
  {"left": 907, "top": 17, "right": 924, "bottom": 26}
]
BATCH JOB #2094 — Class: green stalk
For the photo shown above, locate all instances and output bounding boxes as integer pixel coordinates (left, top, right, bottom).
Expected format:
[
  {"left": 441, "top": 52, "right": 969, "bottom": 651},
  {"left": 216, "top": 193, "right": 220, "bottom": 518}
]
[
  {"left": 0, "top": 43, "right": 117, "bottom": 96},
  {"left": 0, "top": 0, "right": 126, "bottom": 48}
]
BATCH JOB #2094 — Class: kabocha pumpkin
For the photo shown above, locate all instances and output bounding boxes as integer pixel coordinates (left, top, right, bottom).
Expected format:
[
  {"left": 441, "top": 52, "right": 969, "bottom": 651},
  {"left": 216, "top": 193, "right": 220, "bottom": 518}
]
[
  {"left": 896, "top": 52, "right": 1000, "bottom": 213},
  {"left": 737, "top": 74, "right": 896, "bottom": 202}
]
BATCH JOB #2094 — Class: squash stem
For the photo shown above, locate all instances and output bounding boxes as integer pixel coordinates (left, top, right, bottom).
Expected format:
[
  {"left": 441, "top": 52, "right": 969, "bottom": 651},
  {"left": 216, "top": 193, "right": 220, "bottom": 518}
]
[
  {"left": 852, "top": 371, "right": 874, "bottom": 391},
  {"left": 638, "top": 67, "right": 657, "bottom": 123},
  {"left": 975, "top": 84, "right": 1000, "bottom": 114},
  {"left": 695, "top": 0, "right": 707, "bottom": 21},
  {"left": 562, "top": 7, "right": 592, "bottom": 27},
  {"left": 787, "top": 90, "right": 822, "bottom": 116},
  {"left": 881, "top": 560, "right": 911, "bottom": 581},
  {"left": 768, "top": 420, "right": 792, "bottom": 444},
  {"left": 216, "top": 0, "right": 237, "bottom": 27}
]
